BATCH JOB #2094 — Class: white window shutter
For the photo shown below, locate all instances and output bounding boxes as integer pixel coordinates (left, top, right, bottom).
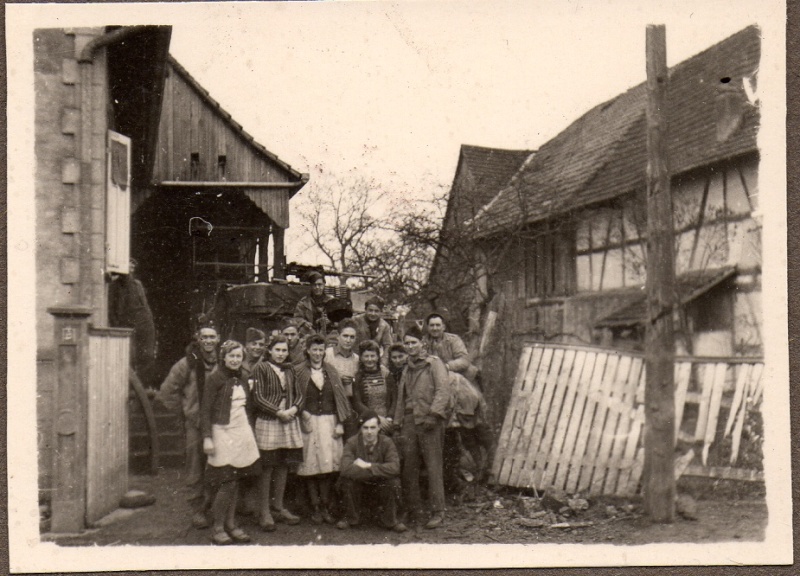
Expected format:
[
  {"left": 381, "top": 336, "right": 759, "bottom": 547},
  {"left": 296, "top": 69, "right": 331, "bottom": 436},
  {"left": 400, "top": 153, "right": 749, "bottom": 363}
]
[{"left": 106, "top": 131, "right": 131, "bottom": 274}]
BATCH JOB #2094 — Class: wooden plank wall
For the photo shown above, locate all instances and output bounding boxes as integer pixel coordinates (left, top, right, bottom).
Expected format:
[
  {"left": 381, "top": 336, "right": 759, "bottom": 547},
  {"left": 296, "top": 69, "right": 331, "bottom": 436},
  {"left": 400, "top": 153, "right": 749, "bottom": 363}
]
[
  {"left": 492, "top": 343, "right": 763, "bottom": 496},
  {"left": 152, "top": 63, "right": 292, "bottom": 185},
  {"left": 86, "top": 330, "right": 130, "bottom": 524}
]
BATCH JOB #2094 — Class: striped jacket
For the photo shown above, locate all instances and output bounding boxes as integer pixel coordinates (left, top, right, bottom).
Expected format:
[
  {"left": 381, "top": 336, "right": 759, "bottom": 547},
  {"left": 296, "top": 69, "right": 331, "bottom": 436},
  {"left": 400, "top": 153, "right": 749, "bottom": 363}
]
[{"left": 252, "top": 361, "right": 304, "bottom": 420}]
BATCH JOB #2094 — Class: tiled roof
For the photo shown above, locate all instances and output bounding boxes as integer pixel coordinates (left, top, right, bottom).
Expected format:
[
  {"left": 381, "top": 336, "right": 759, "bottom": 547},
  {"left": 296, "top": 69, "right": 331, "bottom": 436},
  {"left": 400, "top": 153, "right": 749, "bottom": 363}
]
[
  {"left": 444, "top": 145, "right": 534, "bottom": 231},
  {"left": 594, "top": 266, "right": 737, "bottom": 328},
  {"left": 471, "top": 26, "right": 761, "bottom": 238},
  {"left": 460, "top": 145, "right": 534, "bottom": 199}
]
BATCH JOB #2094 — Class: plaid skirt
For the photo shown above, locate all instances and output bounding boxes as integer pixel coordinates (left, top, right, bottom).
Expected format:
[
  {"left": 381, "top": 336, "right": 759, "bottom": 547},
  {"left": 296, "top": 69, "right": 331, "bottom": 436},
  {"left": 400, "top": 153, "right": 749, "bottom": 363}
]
[{"left": 255, "top": 416, "right": 304, "bottom": 452}]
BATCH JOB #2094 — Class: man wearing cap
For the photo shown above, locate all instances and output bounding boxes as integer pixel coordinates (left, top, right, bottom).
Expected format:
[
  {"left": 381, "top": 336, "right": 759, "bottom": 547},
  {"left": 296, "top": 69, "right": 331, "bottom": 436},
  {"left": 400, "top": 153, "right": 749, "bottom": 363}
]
[
  {"left": 157, "top": 321, "right": 220, "bottom": 529},
  {"left": 393, "top": 324, "right": 452, "bottom": 529},
  {"left": 281, "top": 318, "right": 306, "bottom": 366},
  {"left": 423, "top": 313, "right": 475, "bottom": 378},
  {"left": 336, "top": 410, "right": 407, "bottom": 532},
  {"left": 293, "top": 271, "right": 334, "bottom": 335}
]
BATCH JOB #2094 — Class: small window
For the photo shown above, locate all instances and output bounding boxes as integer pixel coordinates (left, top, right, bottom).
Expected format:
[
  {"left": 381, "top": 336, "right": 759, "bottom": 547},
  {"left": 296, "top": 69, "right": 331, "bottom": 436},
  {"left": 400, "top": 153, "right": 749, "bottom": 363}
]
[
  {"left": 218, "top": 155, "right": 227, "bottom": 180},
  {"left": 190, "top": 152, "right": 200, "bottom": 179}
]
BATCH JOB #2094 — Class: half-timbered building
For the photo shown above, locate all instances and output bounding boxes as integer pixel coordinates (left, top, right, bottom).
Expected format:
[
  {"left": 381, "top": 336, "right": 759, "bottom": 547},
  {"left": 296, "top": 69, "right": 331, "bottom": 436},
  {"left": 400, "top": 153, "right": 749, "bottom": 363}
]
[{"left": 469, "top": 26, "right": 761, "bottom": 358}]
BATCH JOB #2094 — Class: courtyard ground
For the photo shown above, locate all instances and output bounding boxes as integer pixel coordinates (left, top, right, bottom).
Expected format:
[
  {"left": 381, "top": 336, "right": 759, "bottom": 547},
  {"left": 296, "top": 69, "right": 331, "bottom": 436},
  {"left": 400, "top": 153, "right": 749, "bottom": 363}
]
[{"left": 43, "top": 468, "right": 767, "bottom": 548}]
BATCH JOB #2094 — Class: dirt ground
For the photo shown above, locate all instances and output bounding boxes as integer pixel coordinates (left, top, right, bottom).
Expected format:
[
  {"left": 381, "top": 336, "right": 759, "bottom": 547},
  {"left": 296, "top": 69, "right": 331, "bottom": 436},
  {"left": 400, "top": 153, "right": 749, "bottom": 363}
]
[{"left": 44, "top": 468, "right": 767, "bottom": 548}]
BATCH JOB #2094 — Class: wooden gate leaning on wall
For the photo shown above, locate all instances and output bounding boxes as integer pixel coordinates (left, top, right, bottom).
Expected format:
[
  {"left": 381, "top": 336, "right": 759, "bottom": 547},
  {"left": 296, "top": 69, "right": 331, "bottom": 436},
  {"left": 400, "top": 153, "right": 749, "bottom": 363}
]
[
  {"left": 86, "top": 328, "right": 130, "bottom": 524},
  {"left": 492, "top": 343, "right": 764, "bottom": 497}
]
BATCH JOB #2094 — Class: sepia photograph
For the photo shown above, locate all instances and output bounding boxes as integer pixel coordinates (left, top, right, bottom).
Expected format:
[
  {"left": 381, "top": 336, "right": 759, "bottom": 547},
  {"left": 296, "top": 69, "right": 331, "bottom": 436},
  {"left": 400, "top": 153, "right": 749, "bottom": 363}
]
[{"left": 6, "top": 0, "right": 791, "bottom": 571}]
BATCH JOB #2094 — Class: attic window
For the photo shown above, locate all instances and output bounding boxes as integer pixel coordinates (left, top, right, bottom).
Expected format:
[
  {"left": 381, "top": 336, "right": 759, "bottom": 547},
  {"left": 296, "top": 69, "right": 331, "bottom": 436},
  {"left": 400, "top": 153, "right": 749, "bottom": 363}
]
[
  {"left": 190, "top": 152, "right": 200, "bottom": 179},
  {"left": 218, "top": 155, "right": 227, "bottom": 180}
]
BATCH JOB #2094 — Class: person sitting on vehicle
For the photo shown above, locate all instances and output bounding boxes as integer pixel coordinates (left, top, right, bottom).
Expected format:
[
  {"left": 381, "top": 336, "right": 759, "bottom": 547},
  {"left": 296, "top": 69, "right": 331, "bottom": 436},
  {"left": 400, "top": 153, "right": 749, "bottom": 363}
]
[
  {"left": 336, "top": 409, "right": 407, "bottom": 533},
  {"left": 423, "top": 313, "right": 477, "bottom": 381},
  {"left": 241, "top": 327, "right": 266, "bottom": 386},
  {"left": 157, "top": 320, "right": 220, "bottom": 529},
  {"left": 201, "top": 340, "right": 261, "bottom": 545},
  {"left": 281, "top": 318, "right": 306, "bottom": 366},
  {"left": 352, "top": 340, "right": 396, "bottom": 434},
  {"left": 293, "top": 271, "right": 334, "bottom": 336},
  {"left": 353, "top": 297, "right": 393, "bottom": 363}
]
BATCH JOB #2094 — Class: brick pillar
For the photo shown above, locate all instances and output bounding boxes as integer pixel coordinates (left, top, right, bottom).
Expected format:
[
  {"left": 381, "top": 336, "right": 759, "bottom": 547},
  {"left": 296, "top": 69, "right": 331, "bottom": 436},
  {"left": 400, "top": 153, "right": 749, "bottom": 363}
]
[{"left": 48, "top": 305, "right": 92, "bottom": 533}]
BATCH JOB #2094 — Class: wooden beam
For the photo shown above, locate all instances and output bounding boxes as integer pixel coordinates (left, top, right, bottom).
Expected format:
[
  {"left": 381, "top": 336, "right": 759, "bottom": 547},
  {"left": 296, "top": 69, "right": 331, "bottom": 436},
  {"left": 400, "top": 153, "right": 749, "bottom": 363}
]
[
  {"left": 157, "top": 180, "right": 305, "bottom": 189},
  {"left": 642, "top": 24, "right": 677, "bottom": 523},
  {"left": 273, "top": 226, "right": 286, "bottom": 280}
]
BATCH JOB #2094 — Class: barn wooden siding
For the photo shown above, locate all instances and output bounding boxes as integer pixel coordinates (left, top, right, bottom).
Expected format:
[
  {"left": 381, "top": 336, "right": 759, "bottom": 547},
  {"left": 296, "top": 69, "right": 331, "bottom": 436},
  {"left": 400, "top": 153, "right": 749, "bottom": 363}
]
[
  {"left": 492, "top": 343, "right": 764, "bottom": 496},
  {"left": 86, "top": 328, "right": 130, "bottom": 523},
  {"left": 152, "top": 59, "right": 295, "bottom": 186}
]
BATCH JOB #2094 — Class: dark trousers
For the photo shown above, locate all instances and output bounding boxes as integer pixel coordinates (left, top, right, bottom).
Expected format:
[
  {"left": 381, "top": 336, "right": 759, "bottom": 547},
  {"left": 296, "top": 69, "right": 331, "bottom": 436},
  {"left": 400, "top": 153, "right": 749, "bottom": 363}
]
[
  {"left": 338, "top": 476, "right": 401, "bottom": 527},
  {"left": 185, "top": 423, "right": 209, "bottom": 513},
  {"left": 400, "top": 416, "right": 445, "bottom": 515},
  {"left": 444, "top": 424, "right": 494, "bottom": 495}
]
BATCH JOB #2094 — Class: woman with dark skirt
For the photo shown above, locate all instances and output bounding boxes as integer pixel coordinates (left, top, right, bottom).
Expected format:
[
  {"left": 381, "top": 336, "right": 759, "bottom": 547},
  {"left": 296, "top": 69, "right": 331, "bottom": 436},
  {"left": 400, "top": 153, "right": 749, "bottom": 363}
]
[
  {"left": 295, "top": 334, "right": 354, "bottom": 524},
  {"left": 252, "top": 335, "right": 305, "bottom": 531},
  {"left": 201, "top": 340, "right": 261, "bottom": 545}
]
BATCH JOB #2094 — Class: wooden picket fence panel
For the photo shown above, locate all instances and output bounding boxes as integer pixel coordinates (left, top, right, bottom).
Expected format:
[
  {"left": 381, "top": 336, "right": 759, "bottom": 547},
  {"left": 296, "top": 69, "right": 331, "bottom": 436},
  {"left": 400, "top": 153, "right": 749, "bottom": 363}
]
[{"left": 492, "top": 343, "right": 763, "bottom": 496}]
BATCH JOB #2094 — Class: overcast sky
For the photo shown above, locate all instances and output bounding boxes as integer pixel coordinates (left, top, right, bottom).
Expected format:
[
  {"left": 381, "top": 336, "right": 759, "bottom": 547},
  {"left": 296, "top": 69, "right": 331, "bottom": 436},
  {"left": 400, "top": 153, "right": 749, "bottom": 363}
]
[
  {"left": 161, "top": 1, "right": 775, "bottom": 261},
  {"left": 11, "top": 0, "right": 782, "bottom": 264}
]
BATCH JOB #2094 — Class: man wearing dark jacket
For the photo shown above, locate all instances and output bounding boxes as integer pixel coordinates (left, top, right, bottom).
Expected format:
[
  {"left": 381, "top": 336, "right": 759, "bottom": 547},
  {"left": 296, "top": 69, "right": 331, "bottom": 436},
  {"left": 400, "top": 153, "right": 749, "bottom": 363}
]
[
  {"left": 393, "top": 324, "right": 452, "bottom": 529},
  {"left": 336, "top": 410, "right": 407, "bottom": 532},
  {"left": 156, "top": 323, "right": 219, "bottom": 529}
]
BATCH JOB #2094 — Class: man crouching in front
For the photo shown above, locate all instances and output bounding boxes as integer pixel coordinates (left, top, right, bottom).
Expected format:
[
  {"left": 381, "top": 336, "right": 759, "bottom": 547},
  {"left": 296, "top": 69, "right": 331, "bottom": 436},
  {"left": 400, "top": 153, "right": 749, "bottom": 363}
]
[{"left": 336, "top": 410, "right": 407, "bottom": 533}]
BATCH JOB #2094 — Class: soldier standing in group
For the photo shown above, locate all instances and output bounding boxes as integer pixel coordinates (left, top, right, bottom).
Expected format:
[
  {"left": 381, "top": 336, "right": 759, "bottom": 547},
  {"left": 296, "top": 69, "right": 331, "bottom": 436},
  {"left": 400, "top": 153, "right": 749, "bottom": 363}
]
[{"left": 157, "top": 321, "right": 220, "bottom": 529}]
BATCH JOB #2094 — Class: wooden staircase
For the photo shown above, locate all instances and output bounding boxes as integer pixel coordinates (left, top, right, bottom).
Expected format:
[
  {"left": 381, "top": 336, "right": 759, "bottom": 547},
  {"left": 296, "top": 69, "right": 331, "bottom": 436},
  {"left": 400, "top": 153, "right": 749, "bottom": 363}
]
[{"left": 129, "top": 392, "right": 185, "bottom": 474}]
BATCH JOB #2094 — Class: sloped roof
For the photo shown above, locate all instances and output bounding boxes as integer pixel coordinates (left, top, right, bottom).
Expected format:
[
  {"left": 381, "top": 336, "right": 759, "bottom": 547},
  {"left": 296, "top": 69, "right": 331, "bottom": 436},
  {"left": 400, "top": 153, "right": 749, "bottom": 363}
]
[
  {"left": 471, "top": 26, "right": 761, "bottom": 238},
  {"left": 427, "top": 144, "right": 532, "bottom": 289},
  {"left": 594, "top": 266, "right": 737, "bottom": 328},
  {"left": 166, "top": 55, "right": 308, "bottom": 189},
  {"left": 460, "top": 145, "right": 534, "bottom": 196}
]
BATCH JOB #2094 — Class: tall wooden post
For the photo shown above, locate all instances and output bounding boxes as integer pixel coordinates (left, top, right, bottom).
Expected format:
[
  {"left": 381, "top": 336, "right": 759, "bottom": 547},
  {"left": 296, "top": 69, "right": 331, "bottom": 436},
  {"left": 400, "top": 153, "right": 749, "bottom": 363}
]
[
  {"left": 643, "top": 24, "right": 676, "bottom": 522},
  {"left": 48, "top": 305, "right": 93, "bottom": 532},
  {"left": 272, "top": 225, "right": 286, "bottom": 280},
  {"left": 258, "top": 230, "right": 270, "bottom": 282}
]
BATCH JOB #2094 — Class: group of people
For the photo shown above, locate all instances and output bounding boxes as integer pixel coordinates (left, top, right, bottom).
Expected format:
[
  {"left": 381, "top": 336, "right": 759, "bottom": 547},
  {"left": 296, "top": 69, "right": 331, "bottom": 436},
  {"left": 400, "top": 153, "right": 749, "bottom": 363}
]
[{"left": 157, "top": 280, "right": 492, "bottom": 545}]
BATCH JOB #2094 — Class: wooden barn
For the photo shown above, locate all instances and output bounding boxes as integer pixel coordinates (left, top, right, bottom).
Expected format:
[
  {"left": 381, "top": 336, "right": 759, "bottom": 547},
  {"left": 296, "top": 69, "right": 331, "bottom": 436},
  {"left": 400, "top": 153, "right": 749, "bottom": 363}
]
[
  {"left": 132, "top": 55, "right": 308, "bottom": 379},
  {"left": 34, "top": 25, "right": 308, "bottom": 531}
]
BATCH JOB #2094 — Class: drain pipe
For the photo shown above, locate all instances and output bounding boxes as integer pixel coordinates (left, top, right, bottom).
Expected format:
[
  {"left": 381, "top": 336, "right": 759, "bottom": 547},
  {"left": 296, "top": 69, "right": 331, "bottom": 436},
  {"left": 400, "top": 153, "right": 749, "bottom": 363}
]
[{"left": 78, "top": 26, "right": 147, "bottom": 63}]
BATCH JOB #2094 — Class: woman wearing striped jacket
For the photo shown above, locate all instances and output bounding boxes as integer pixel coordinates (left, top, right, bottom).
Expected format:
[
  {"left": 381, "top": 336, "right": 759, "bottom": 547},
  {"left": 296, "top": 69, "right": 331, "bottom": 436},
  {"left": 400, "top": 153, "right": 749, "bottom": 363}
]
[{"left": 251, "top": 335, "right": 305, "bottom": 531}]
